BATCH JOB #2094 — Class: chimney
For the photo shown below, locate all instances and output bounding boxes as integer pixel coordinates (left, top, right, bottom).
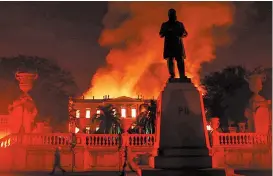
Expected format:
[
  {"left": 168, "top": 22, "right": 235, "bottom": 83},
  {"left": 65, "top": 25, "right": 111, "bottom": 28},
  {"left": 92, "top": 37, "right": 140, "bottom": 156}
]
[
  {"left": 108, "top": 95, "right": 109, "bottom": 99},
  {"left": 93, "top": 96, "right": 94, "bottom": 100}
]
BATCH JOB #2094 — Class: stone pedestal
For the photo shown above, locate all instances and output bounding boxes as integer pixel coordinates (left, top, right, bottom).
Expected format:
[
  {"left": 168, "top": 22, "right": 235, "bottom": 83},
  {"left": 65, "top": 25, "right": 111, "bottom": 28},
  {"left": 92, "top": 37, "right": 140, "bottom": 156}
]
[{"left": 138, "top": 79, "right": 216, "bottom": 176}]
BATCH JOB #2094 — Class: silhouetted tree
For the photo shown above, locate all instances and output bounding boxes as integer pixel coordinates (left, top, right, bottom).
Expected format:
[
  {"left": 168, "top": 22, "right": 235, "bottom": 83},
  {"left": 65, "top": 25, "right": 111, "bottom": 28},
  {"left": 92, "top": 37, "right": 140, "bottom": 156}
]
[
  {"left": 202, "top": 66, "right": 251, "bottom": 128},
  {"left": 129, "top": 100, "right": 157, "bottom": 134},
  {"left": 91, "top": 104, "right": 122, "bottom": 134},
  {"left": 0, "top": 55, "right": 78, "bottom": 129}
]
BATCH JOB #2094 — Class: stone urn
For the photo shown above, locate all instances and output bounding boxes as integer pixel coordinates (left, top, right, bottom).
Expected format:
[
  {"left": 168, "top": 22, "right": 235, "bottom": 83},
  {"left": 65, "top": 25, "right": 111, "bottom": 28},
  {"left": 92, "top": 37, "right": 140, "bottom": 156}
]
[
  {"left": 238, "top": 122, "right": 246, "bottom": 133},
  {"left": 228, "top": 127, "right": 237, "bottom": 133},
  {"left": 8, "top": 72, "right": 38, "bottom": 134},
  {"left": 15, "top": 72, "right": 38, "bottom": 94},
  {"left": 210, "top": 117, "right": 220, "bottom": 131},
  {"left": 245, "top": 67, "right": 269, "bottom": 133}
]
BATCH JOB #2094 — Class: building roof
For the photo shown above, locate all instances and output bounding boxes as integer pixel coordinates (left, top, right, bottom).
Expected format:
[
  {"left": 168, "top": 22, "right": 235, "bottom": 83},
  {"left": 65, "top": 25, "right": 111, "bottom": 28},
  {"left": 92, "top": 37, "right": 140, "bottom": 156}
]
[{"left": 73, "top": 96, "right": 150, "bottom": 103}]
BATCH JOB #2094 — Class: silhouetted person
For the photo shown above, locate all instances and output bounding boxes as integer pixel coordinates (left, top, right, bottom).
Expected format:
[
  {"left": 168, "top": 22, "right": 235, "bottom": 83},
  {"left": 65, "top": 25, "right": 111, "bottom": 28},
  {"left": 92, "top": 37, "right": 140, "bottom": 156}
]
[
  {"left": 159, "top": 8, "right": 188, "bottom": 80},
  {"left": 49, "top": 146, "right": 66, "bottom": 175}
]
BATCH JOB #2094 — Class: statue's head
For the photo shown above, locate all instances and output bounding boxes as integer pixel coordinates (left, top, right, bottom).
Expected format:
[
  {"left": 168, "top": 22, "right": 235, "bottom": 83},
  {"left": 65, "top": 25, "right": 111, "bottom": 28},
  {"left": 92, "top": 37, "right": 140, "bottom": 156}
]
[{"left": 168, "top": 8, "right": 177, "bottom": 22}]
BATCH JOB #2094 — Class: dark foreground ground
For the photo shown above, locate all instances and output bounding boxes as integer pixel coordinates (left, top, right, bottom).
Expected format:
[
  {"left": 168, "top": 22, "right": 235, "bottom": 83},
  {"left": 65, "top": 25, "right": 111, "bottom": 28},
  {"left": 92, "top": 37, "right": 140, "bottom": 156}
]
[
  {"left": 0, "top": 171, "right": 137, "bottom": 176},
  {"left": 0, "top": 169, "right": 271, "bottom": 176}
]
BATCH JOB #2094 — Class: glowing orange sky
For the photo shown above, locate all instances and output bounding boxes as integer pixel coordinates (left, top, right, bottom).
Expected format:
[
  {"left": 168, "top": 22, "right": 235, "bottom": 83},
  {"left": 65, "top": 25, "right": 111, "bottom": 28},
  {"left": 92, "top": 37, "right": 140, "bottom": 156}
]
[{"left": 84, "top": 2, "right": 235, "bottom": 99}]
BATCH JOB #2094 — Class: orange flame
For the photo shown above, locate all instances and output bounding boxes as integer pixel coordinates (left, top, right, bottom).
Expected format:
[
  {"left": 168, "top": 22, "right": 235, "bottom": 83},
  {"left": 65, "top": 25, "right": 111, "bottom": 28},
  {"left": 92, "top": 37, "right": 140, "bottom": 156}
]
[{"left": 84, "top": 2, "right": 234, "bottom": 99}]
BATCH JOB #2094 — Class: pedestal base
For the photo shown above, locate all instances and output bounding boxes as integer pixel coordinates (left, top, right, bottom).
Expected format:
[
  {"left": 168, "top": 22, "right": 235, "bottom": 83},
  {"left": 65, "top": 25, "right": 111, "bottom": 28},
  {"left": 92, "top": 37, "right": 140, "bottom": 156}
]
[
  {"left": 137, "top": 166, "right": 225, "bottom": 176},
  {"left": 149, "top": 147, "right": 212, "bottom": 169},
  {"left": 151, "top": 155, "right": 212, "bottom": 169}
]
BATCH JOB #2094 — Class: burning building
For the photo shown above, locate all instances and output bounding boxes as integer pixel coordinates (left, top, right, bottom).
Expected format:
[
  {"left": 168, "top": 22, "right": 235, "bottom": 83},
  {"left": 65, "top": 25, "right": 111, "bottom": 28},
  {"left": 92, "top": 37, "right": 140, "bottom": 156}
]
[{"left": 69, "top": 95, "right": 153, "bottom": 134}]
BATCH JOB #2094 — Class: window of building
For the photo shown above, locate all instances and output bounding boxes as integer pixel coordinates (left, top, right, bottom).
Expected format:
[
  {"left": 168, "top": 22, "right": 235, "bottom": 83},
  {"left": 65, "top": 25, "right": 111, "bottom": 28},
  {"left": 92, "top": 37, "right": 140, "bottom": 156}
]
[
  {"left": 121, "top": 108, "right": 126, "bottom": 118},
  {"left": 86, "top": 127, "right": 90, "bottom": 134},
  {"left": 96, "top": 109, "right": 100, "bottom": 115},
  {"left": 75, "top": 127, "right": 80, "bottom": 133},
  {"left": 131, "top": 108, "right": 136, "bottom": 118},
  {"left": 76, "top": 110, "right": 80, "bottom": 118},
  {"left": 86, "top": 109, "right": 91, "bottom": 118}
]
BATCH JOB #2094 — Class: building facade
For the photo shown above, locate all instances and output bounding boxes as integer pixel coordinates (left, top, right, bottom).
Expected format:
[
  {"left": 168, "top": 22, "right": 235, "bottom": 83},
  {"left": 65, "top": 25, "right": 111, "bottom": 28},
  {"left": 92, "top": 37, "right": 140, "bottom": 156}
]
[{"left": 70, "top": 96, "right": 152, "bottom": 133}]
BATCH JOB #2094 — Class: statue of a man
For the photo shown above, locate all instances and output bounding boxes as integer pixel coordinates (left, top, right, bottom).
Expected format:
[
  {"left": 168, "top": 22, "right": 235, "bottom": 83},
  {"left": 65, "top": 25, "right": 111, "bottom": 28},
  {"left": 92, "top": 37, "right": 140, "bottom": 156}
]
[{"left": 160, "top": 8, "right": 188, "bottom": 81}]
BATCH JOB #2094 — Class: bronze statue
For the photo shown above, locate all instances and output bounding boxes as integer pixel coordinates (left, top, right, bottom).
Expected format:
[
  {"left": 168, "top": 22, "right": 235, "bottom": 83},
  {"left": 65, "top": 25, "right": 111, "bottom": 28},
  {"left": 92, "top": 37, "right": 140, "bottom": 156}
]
[{"left": 159, "top": 8, "right": 188, "bottom": 81}]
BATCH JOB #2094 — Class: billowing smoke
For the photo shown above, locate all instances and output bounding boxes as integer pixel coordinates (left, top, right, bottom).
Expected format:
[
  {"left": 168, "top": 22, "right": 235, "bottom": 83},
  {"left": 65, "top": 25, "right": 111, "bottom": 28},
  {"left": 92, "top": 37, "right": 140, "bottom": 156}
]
[{"left": 84, "top": 2, "right": 234, "bottom": 99}]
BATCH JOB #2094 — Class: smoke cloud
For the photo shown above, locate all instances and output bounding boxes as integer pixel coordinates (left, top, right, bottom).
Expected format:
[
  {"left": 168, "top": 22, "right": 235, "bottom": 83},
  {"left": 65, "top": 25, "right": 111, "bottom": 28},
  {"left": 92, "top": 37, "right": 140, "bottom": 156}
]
[{"left": 84, "top": 2, "right": 235, "bottom": 99}]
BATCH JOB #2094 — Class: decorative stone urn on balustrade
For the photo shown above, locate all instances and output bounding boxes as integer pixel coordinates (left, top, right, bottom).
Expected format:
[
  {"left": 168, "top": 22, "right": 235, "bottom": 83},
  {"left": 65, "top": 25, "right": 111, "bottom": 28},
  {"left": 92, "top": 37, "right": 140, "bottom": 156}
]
[
  {"left": 228, "top": 120, "right": 237, "bottom": 133},
  {"left": 8, "top": 72, "right": 38, "bottom": 134},
  {"left": 238, "top": 122, "right": 246, "bottom": 133},
  {"left": 210, "top": 117, "right": 220, "bottom": 131},
  {"left": 244, "top": 67, "right": 270, "bottom": 133}
]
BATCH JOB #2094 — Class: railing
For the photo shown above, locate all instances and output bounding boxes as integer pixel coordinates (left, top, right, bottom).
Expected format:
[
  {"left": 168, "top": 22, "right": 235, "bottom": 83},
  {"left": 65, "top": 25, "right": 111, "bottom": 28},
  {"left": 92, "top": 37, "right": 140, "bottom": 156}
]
[
  {"left": 0, "top": 134, "right": 18, "bottom": 148},
  {"left": 212, "top": 132, "right": 272, "bottom": 147},
  {"left": 83, "top": 134, "right": 155, "bottom": 147},
  {"left": 128, "top": 134, "right": 155, "bottom": 147},
  {"left": 84, "top": 134, "right": 120, "bottom": 147},
  {"left": 0, "top": 133, "right": 156, "bottom": 148},
  {"left": 21, "top": 133, "right": 73, "bottom": 146},
  {"left": 2, "top": 132, "right": 271, "bottom": 149}
]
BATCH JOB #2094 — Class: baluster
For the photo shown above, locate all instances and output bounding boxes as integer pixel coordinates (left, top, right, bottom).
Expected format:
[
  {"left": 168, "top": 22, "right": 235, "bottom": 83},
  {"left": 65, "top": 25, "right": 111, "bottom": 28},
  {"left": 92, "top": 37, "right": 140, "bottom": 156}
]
[
  {"left": 47, "top": 136, "right": 50, "bottom": 145},
  {"left": 246, "top": 135, "right": 249, "bottom": 144},
  {"left": 98, "top": 136, "right": 101, "bottom": 146},
  {"left": 89, "top": 136, "right": 92, "bottom": 146},
  {"left": 93, "top": 136, "right": 96, "bottom": 146},
  {"left": 136, "top": 136, "right": 138, "bottom": 146},
  {"left": 94, "top": 136, "right": 97, "bottom": 146},
  {"left": 113, "top": 136, "right": 117, "bottom": 146},
  {"left": 100, "top": 136, "right": 103, "bottom": 146},
  {"left": 132, "top": 136, "right": 135, "bottom": 146},
  {"left": 219, "top": 135, "right": 223, "bottom": 145},
  {"left": 102, "top": 136, "right": 105, "bottom": 146},
  {"left": 250, "top": 135, "right": 254, "bottom": 144},
  {"left": 86, "top": 136, "right": 89, "bottom": 146},
  {"left": 103, "top": 136, "right": 105, "bottom": 146}
]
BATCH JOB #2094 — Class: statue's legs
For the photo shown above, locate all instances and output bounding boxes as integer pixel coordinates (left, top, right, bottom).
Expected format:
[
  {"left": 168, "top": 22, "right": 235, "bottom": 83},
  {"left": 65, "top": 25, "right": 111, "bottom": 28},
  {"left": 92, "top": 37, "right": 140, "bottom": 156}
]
[
  {"left": 167, "top": 56, "right": 186, "bottom": 79},
  {"left": 175, "top": 56, "right": 186, "bottom": 78},
  {"left": 167, "top": 57, "right": 175, "bottom": 78}
]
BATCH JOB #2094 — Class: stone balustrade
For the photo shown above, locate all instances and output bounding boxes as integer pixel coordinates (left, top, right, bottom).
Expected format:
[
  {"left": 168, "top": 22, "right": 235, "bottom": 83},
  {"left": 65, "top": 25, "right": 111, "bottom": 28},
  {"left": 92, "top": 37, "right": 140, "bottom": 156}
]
[
  {"left": 21, "top": 133, "right": 73, "bottom": 146},
  {"left": 212, "top": 132, "right": 271, "bottom": 147},
  {"left": 128, "top": 134, "right": 155, "bottom": 147},
  {"left": 83, "top": 134, "right": 120, "bottom": 147},
  {"left": 0, "top": 133, "right": 156, "bottom": 148},
  {"left": 0, "top": 132, "right": 272, "bottom": 170}
]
